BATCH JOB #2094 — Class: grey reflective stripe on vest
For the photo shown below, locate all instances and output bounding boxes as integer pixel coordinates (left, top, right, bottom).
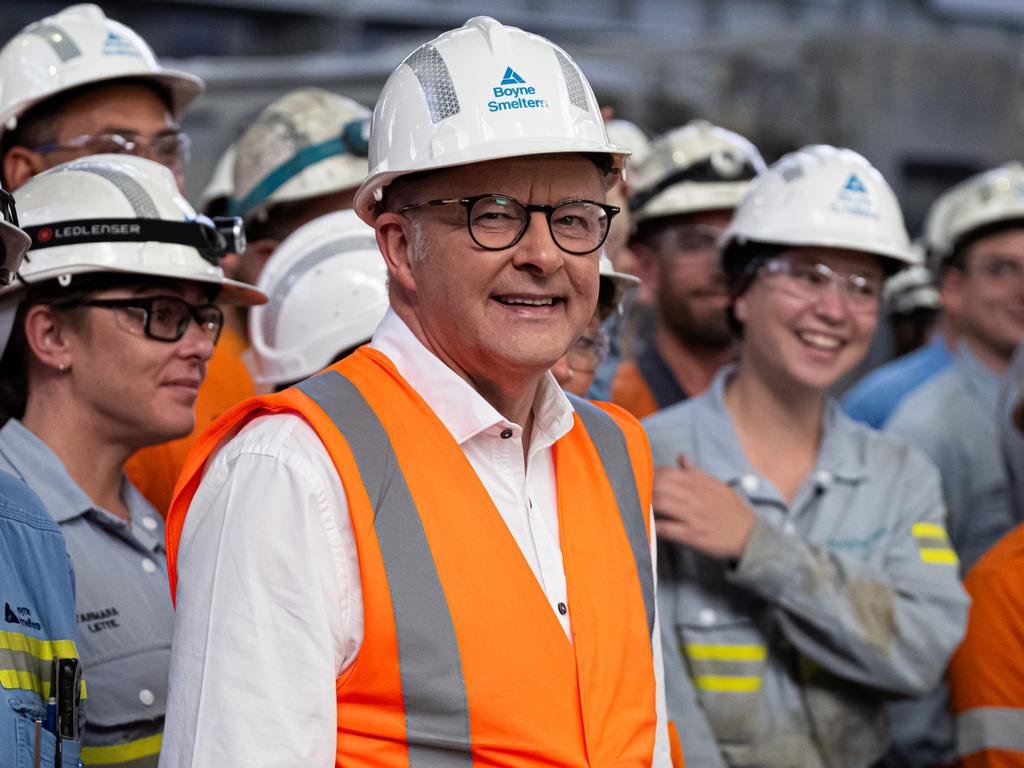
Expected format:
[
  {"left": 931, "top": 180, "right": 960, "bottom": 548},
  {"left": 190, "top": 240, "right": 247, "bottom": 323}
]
[
  {"left": 27, "top": 24, "right": 81, "bottom": 62},
  {"left": 296, "top": 370, "right": 472, "bottom": 766},
  {"left": 957, "top": 707, "right": 1024, "bottom": 755},
  {"left": 64, "top": 161, "right": 160, "bottom": 218},
  {"left": 567, "top": 394, "right": 655, "bottom": 636}
]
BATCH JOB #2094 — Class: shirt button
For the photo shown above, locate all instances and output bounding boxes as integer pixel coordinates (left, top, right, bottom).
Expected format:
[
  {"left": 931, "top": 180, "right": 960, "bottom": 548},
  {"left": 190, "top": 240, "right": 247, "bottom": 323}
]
[
  {"left": 142, "top": 558, "right": 157, "bottom": 574},
  {"left": 139, "top": 689, "right": 155, "bottom": 706},
  {"left": 815, "top": 470, "right": 833, "bottom": 486},
  {"left": 557, "top": 602, "right": 568, "bottom": 615},
  {"left": 783, "top": 521, "right": 796, "bottom": 535},
  {"left": 141, "top": 517, "right": 158, "bottom": 531},
  {"left": 698, "top": 608, "right": 716, "bottom": 626},
  {"left": 500, "top": 428, "right": 514, "bottom": 440},
  {"left": 740, "top": 475, "right": 759, "bottom": 493}
]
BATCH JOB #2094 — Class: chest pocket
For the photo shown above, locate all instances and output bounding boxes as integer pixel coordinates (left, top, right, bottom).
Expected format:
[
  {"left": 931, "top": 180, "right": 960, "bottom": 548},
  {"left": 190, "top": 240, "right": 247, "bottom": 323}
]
[
  {"left": 672, "top": 557, "right": 770, "bottom": 746},
  {"left": 84, "top": 646, "right": 168, "bottom": 729}
]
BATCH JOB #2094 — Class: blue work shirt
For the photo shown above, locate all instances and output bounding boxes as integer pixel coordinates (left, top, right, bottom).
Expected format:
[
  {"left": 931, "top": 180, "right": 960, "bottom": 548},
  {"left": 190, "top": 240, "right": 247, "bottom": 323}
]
[
  {"left": 0, "top": 420, "right": 171, "bottom": 768},
  {"left": 842, "top": 335, "right": 953, "bottom": 429},
  {"left": 884, "top": 342, "right": 1014, "bottom": 768},
  {"left": 646, "top": 367, "right": 968, "bottom": 768},
  {"left": 0, "top": 470, "right": 82, "bottom": 767}
]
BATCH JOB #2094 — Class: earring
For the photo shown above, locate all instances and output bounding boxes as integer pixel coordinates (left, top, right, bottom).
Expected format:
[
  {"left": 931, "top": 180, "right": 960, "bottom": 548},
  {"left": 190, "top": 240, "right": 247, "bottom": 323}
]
[{"left": 58, "top": 362, "right": 66, "bottom": 372}]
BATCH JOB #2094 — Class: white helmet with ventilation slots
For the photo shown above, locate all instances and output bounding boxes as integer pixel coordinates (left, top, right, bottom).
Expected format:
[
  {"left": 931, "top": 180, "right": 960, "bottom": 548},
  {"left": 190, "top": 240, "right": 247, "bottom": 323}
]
[
  {"left": 354, "top": 16, "right": 626, "bottom": 223},
  {"left": 0, "top": 4, "right": 203, "bottom": 138}
]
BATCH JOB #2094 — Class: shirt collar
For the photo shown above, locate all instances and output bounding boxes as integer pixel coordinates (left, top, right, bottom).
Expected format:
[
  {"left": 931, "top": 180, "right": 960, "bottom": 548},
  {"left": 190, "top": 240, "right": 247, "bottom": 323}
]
[
  {"left": 0, "top": 420, "right": 163, "bottom": 551},
  {"left": 0, "top": 419, "right": 94, "bottom": 524},
  {"left": 369, "top": 308, "right": 576, "bottom": 447},
  {"left": 955, "top": 340, "right": 1003, "bottom": 415},
  {"left": 688, "top": 365, "right": 869, "bottom": 491}
]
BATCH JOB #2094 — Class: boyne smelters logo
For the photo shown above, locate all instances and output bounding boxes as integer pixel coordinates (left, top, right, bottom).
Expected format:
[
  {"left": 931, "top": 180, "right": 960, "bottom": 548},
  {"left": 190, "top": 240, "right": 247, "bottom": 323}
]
[
  {"left": 488, "top": 67, "right": 549, "bottom": 113},
  {"left": 831, "top": 173, "right": 879, "bottom": 220}
]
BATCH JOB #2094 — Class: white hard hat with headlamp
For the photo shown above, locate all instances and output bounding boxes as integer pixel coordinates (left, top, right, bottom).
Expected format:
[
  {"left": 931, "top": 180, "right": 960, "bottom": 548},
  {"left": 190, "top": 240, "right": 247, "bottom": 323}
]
[
  {"left": 231, "top": 88, "right": 371, "bottom": 222},
  {"left": 631, "top": 120, "right": 765, "bottom": 226},
  {"left": 926, "top": 162, "right": 1024, "bottom": 261},
  {"left": 247, "top": 209, "right": 387, "bottom": 389},
  {"left": 354, "top": 16, "right": 627, "bottom": 224},
  {"left": 7, "top": 154, "right": 265, "bottom": 306},
  {"left": 0, "top": 3, "right": 203, "bottom": 138},
  {"left": 720, "top": 145, "right": 916, "bottom": 276}
]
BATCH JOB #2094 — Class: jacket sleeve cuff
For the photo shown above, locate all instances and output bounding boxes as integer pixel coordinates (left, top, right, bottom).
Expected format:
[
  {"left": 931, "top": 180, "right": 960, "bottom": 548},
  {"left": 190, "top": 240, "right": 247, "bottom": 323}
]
[{"left": 729, "top": 516, "right": 806, "bottom": 596}]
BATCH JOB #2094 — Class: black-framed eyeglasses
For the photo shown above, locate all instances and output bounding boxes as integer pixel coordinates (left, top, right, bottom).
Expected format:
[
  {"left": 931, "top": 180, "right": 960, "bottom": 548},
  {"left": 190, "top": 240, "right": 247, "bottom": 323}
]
[
  {"left": 62, "top": 296, "right": 224, "bottom": 344},
  {"left": 398, "top": 193, "right": 620, "bottom": 255},
  {"left": 32, "top": 130, "right": 192, "bottom": 169}
]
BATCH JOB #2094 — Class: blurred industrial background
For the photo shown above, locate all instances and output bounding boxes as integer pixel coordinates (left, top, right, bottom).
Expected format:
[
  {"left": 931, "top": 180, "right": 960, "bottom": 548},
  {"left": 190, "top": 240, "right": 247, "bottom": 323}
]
[{"left": 5, "top": 0, "right": 1023, "bottom": 234}]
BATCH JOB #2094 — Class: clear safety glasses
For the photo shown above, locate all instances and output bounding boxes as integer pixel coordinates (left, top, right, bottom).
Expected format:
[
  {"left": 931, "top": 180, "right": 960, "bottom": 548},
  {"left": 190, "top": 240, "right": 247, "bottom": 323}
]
[
  {"left": 33, "top": 130, "right": 192, "bottom": 171},
  {"left": 566, "top": 327, "right": 611, "bottom": 373},
  {"left": 759, "top": 256, "right": 884, "bottom": 312}
]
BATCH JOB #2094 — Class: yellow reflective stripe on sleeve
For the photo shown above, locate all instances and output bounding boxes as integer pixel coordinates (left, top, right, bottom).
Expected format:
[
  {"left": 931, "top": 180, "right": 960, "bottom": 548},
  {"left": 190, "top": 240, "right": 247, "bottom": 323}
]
[
  {"left": 685, "top": 644, "right": 767, "bottom": 662},
  {"left": 695, "top": 675, "right": 762, "bottom": 692},
  {"left": 0, "top": 629, "right": 78, "bottom": 661},
  {"left": 0, "top": 668, "right": 43, "bottom": 694},
  {"left": 920, "top": 547, "right": 959, "bottom": 565},
  {"left": 912, "top": 522, "right": 949, "bottom": 540},
  {"left": 80, "top": 733, "right": 162, "bottom": 765}
]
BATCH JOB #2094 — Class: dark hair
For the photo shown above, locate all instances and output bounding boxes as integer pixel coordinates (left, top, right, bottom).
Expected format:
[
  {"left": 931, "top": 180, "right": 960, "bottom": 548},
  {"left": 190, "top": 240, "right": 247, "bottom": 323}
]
[
  {"left": 0, "top": 272, "right": 206, "bottom": 425},
  {"left": 945, "top": 217, "right": 1024, "bottom": 273},
  {"left": 1, "top": 78, "right": 174, "bottom": 186}
]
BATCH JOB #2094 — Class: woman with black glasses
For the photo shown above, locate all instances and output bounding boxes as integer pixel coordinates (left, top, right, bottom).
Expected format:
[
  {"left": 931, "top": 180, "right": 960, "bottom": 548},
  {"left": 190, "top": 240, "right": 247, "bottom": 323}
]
[{"left": 0, "top": 155, "right": 264, "bottom": 768}]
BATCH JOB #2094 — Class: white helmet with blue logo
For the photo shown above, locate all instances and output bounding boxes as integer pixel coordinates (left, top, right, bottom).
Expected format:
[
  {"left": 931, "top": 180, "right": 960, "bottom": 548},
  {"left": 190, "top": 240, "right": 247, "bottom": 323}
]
[
  {"left": 720, "top": 144, "right": 916, "bottom": 275},
  {"left": 231, "top": 88, "right": 371, "bottom": 222},
  {"left": 247, "top": 209, "right": 387, "bottom": 388},
  {"left": 927, "top": 162, "right": 1024, "bottom": 259},
  {"left": 354, "top": 16, "right": 627, "bottom": 223},
  {"left": 0, "top": 4, "right": 203, "bottom": 139}
]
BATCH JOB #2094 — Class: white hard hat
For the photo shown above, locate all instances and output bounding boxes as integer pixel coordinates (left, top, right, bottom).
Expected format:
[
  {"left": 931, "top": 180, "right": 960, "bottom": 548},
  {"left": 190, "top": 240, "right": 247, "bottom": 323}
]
[
  {"left": 0, "top": 4, "right": 203, "bottom": 138},
  {"left": 231, "top": 88, "right": 371, "bottom": 221},
  {"left": 927, "top": 162, "right": 1024, "bottom": 260},
  {"left": 721, "top": 145, "right": 915, "bottom": 275},
  {"left": 354, "top": 16, "right": 627, "bottom": 224},
  {"left": 598, "top": 254, "right": 639, "bottom": 320},
  {"left": 884, "top": 263, "right": 941, "bottom": 315},
  {"left": 0, "top": 187, "right": 31, "bottom": 286},
  {"left": 631, "top": 120, "right": 765, "bottom": 226},
  {"left": 8, "top": 154, "right": 265, "bottom": 305},
  {"left": 197, "top": 143, "right": 236, "bottom": 215},
  {"left": 248, "top": 209, "right": 387, "bottom": 388},
  {"left": 604, "top": 119, "right": 650, "bottom": 182}
]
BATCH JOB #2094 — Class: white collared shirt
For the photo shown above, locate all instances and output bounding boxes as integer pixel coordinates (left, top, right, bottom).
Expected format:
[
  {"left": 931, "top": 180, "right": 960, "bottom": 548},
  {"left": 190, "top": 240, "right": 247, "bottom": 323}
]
[{"left": 160, "top": 309, "right": 669, "bottom": 768}]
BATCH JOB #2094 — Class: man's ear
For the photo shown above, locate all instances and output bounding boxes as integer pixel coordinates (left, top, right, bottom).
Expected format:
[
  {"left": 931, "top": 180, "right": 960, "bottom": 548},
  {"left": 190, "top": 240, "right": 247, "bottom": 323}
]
[
  {"left": 375, "top": 212, "right": 419, "bottom": 294},
  {"left": 940, "top": 265, "right": 966, "bottom": 316},
  {"left": 22, "top": 304, "right": 75, "bottom": 372},
  {"left": 3, "top": 146, "right": 49, "bottom": 192}
]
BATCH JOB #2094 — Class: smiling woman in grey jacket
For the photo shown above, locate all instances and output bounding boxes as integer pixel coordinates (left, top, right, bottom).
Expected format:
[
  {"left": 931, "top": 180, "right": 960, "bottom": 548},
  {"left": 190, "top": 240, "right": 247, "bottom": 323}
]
[{"left": 646, "top": 145, "right": 969, "bottom": 768}]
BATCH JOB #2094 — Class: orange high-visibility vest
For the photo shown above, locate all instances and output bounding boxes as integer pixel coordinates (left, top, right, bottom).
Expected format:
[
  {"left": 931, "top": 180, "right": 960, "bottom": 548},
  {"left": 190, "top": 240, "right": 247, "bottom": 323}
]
[{"left": 167, "top": 347, "right": 659, "bottom": 767}]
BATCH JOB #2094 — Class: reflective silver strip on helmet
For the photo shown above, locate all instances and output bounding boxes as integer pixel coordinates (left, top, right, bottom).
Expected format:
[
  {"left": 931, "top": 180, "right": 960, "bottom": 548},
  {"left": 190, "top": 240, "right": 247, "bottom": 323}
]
[
  {"left": 26, "top": 24, "right": 81, "bottom": 63},
  {"left": 553, "top": 49, "right": 588, "bottom": 111},
  {"left": 65, "top": 161, "right": 160, "bottom": 219},
  {"left": 403, "top": 45, "right": 460, "bottom": 125},
  {"left": 261, "top": 234, "right": 375, "bottom": 347}
]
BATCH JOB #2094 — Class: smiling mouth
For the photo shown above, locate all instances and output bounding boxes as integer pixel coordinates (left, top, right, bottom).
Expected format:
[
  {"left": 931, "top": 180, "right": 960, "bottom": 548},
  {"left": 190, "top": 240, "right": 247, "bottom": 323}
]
[
  {"left": 493, "top": 296, "right": 561, "bottom": 307},
  {"left": 796, "top": 330, "right": 845, "bottom": 351}
]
